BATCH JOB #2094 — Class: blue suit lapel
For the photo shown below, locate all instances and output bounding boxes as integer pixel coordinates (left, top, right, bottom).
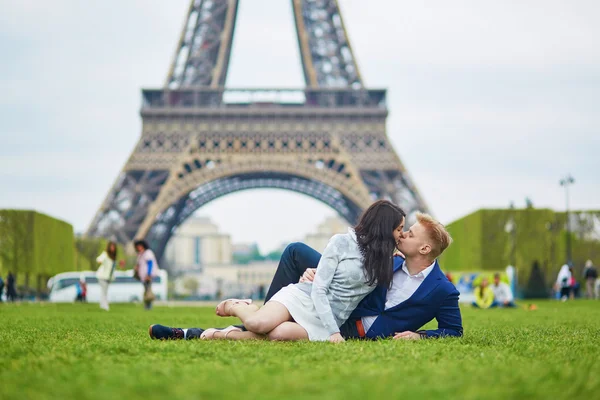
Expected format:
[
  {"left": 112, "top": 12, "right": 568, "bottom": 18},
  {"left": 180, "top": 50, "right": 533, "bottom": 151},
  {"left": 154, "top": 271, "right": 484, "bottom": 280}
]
[
  {"left": 393, "top": 256, "right": 405, "bottom": 273},
  {"left": 389, "top": 261, "right": 443, "bottom": 309},
  {"left": 408, "top": 262, "right": 443, "bottom": 303}
]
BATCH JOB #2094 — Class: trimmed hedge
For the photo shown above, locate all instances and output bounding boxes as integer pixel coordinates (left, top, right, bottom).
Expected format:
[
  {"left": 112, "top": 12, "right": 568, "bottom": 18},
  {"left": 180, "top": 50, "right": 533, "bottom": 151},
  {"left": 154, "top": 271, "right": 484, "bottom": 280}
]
[
  {"left": 439, "top": 208, "right": 600, "bottom": 295},
  {"left": 0, "top": 210, "right": 74, "bottom": 291}
]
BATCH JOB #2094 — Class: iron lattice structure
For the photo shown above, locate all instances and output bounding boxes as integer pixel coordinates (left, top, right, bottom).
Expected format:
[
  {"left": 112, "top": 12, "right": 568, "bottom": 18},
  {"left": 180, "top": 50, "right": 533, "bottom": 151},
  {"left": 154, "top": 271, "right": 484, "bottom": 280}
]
[{"left": 87, "top": 0, "right": 430, "bottom": 261}]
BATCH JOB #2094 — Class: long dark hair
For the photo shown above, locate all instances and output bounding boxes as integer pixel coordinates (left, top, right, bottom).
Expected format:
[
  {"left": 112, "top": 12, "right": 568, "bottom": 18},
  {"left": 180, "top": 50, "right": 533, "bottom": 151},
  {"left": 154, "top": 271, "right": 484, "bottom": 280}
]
[
  {"left": 133, "top": 239, "right": 149, "bottom": 251},
  {"left": 354, "top": 200, "right": 406, "bottom": 288},
  {"left": 479, "top": 278, "right": 488, "bottom": 299},
  {"left": 106, "top": 241, "right": 117, "bottom": 261}
]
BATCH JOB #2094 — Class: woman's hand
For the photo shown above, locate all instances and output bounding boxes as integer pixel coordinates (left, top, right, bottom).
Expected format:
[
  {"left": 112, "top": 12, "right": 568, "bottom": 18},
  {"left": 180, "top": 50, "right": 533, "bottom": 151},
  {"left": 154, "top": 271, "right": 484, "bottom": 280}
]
[
  {"left": 329, "top": 332, "right": 345, "bottom": 343},
  {"left": 299, "top": 268, "right": 317, "bottom": 283}
]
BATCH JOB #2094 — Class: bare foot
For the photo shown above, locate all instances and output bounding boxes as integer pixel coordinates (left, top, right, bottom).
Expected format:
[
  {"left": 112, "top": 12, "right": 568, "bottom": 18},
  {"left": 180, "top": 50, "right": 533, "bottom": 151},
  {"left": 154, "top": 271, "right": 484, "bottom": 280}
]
[{"left": 215, "top": 298, "right": 253, "bottom": 316}]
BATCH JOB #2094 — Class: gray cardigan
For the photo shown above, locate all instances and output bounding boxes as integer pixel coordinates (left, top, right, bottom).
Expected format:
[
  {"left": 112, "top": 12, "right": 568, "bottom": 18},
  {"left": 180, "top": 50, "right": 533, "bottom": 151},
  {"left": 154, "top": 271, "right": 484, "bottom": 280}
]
[{"left": 295, "top": 229, "right": 375, "bottom": 336}]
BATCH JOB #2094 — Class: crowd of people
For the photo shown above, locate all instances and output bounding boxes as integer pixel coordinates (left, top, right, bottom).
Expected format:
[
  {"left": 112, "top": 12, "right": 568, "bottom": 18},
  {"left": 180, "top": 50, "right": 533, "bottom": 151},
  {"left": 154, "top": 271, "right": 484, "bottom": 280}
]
[{"left": 555, "top": 260, "right": 599, "bottom": 301}]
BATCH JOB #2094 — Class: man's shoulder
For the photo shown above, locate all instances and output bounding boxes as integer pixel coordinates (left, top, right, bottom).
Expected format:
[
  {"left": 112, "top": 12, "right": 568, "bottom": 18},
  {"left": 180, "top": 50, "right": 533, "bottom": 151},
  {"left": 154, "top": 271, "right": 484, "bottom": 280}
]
[{"left": 438, "top": 279, "right": 460, "bottom": 296}]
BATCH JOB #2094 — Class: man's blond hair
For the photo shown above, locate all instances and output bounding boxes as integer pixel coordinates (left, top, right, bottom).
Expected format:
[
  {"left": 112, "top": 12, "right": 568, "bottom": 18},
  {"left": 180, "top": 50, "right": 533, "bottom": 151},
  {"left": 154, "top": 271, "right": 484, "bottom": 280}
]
[{"left": 416, "top": 212, "right": 452, "bottom": 258}]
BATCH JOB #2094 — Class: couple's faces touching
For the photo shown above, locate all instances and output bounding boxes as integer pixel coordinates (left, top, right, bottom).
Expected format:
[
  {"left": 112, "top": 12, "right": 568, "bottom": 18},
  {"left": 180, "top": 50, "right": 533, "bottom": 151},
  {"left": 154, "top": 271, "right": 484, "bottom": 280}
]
[
  {"left": 395, "top": 218, "right": 432, "bottom": 258},
  {"left": 393, "top": 217, "right": 406, "bottom": 248}
]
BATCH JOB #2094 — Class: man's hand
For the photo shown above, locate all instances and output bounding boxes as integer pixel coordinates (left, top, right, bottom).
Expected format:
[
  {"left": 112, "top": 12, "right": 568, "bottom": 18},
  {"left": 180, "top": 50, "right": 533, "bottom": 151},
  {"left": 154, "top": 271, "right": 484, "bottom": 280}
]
[
  {"left": 329, "top": 332, "right": 345, "bottom": 343},
  {"left": 393, "top": 331, "right": 421, "bottom": 340},
  {"left": 299, "top": 268, "right": 317, "bottom": 283}
]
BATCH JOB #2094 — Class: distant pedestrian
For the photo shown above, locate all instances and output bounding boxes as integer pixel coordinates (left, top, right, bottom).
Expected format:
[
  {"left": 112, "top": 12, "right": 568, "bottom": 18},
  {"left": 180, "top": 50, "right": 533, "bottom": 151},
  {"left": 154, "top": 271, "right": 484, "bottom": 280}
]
[
  {"left": 75, "top": 274, "right": 87, "bottom": 302},
  {"left": 96, "top": 241, "right": 118, "bottom": 311},
  {"left": 569, "top": 267, "right": 578, "bottom": 299},
  {"left": 0, "top": 275, "right": 4, "bottom": 302},
  {"left": 6, "top": 272, "right": 17, "bottom": 302},
  {"left": 583, "top": 260, "right": 598, "bottom": 299},
  {"left": 472, "top": 277, "right": 496, "bottom": 309},
  {"left": 134, "top": 239, "right": 160, "bottom": 310},
  {"left": 556, "top": 264, "right": 571, "bottom": 301},
  {"left": 490, "top": 273, "right": 516, "bottom": 308}
]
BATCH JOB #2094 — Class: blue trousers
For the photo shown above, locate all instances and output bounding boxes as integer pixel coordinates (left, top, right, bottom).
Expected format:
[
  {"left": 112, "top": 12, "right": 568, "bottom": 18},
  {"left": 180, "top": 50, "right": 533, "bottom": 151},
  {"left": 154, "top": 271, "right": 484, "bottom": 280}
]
[{"left": 264, "top": 242, "right": 321, "bottom": 301}]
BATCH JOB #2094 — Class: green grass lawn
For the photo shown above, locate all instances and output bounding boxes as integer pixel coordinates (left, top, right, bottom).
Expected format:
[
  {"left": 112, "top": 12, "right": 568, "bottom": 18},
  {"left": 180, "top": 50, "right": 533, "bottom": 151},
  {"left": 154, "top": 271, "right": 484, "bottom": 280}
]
[{"left": 1, "top": 300, "right": 599, "bottom": 400}]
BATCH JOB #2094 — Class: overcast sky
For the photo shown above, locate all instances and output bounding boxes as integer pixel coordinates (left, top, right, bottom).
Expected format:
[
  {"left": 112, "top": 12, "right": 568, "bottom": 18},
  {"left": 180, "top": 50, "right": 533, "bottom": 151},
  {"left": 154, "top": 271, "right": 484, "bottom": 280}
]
[{"left": 1, "top": 0, "right": 599, "bottom": 253}]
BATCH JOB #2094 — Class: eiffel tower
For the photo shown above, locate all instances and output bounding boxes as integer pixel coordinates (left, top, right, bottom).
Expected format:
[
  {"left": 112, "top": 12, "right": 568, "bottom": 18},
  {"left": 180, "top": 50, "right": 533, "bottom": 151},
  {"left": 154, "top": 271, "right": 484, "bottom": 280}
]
[{"left": 87, "top": 0, "right": 430, "bottom": 261}]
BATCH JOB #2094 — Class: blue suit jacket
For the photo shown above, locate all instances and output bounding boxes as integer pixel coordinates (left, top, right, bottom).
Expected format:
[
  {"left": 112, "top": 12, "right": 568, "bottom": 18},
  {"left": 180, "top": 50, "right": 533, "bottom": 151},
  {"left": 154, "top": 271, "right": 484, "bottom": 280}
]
[{"left": 350, "top": 256, "right": 463, "bottom": 339}]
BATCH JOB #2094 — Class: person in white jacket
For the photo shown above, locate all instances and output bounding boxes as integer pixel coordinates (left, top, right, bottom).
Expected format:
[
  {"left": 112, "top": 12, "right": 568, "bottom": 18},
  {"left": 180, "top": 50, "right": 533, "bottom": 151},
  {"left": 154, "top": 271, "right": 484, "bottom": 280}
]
[{"left": 96, "top": 241, "right": 118, "bottom": 311}]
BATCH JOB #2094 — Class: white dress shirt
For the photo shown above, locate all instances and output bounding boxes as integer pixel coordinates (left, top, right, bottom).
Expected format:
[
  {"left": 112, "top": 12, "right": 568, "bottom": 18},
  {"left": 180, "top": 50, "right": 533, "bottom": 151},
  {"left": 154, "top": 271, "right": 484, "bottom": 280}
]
[
  {"left": 491, "top": 282, "right": 513, "bottom": 303},
  {"left": 361, "top": 260, "right": 436, "bottom": 332}
]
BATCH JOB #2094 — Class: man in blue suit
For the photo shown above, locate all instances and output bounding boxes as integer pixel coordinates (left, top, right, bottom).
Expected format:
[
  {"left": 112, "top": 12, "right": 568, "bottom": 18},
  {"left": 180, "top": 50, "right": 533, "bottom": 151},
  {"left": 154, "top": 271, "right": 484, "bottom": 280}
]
[{"left": 150, "top": 212, "right": 462, "bottom": 341}]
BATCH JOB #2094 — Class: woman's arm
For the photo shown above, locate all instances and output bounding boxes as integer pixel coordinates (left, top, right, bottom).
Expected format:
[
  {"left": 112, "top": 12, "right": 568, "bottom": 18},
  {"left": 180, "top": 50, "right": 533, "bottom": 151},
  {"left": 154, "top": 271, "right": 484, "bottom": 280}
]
[
  {"left": 310, "top": 235, "right": 344, "bottom": 337},
  {"left": 96, "top": 252, "right": 106, "bottom": 265},
  {"left": 483, "top": 288, "right": 494, "bottom": 308}
]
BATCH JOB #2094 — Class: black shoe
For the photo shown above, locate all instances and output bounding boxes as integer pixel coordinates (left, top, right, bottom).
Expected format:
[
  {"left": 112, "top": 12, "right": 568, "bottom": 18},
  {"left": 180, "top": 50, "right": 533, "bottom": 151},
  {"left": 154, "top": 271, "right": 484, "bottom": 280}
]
[
  {"left": 149, "top": 324, "right": 185, "bottom": 340},
  {"left": 148, "top": 324, "right": 205, "bottom": 340},
  {"left": 185, "top": 328, "right": 204, "bottom": 339}
]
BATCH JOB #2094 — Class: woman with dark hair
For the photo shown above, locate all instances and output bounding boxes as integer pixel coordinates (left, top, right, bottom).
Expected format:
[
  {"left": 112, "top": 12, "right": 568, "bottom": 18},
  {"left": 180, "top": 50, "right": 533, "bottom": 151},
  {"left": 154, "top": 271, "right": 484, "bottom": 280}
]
[
  {"left": 204, "top": 200, "right": 406, "bottom": 342},
  {"left": 472, "top": 277, "right": 495, "bottom": 309},
  {"left": 134, "top": 239, "right": 160, "bottom": 310},
  {"left": 96, "top": 241, "right": 118, "bottom": 311}
]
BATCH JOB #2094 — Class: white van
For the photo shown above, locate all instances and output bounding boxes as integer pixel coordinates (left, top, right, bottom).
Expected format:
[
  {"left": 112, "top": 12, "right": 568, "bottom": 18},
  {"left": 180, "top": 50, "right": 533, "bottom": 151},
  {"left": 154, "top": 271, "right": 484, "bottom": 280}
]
[{"left": 47, "top": 269, "right": 168, "bottom": 303}]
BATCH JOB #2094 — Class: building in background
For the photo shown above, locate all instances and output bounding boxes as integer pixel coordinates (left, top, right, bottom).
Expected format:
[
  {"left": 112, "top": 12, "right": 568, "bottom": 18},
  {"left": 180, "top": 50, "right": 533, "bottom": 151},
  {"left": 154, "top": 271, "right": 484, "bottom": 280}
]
[
  {"left": 164, "top": 216, "right": 232, "bottom": 272},
  {"left": 173, "top": 260, "right": 277, "bottom": 300},
  {"left": 169, "top": 215, "right": 352, "bottom": 299},
  {"left": 304, "top": 216, "right": 350, "bottom": 252}
]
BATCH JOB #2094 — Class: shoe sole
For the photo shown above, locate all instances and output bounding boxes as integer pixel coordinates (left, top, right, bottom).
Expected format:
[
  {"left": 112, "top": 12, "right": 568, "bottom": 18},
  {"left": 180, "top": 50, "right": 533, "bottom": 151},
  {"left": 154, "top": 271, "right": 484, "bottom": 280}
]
[{"left": 148, "top": 324, "right": 155, "bottom": 339}]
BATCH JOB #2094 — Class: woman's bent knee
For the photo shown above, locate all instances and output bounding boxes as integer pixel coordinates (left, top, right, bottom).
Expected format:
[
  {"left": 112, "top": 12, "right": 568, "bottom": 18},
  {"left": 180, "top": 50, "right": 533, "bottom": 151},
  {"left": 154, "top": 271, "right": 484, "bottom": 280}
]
[
  {"left": 267, "top": 325, "right": 292, "bottom": 341},
  {"left": 244, "top": 316, "right": 271, "bottom": 334}
]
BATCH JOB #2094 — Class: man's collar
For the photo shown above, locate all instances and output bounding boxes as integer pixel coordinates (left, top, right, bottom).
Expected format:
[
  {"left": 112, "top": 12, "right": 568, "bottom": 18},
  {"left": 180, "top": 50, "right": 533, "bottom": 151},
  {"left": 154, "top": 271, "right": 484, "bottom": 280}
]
[{"left": 401, "top": 260, "right": 436, "bottom": 279}]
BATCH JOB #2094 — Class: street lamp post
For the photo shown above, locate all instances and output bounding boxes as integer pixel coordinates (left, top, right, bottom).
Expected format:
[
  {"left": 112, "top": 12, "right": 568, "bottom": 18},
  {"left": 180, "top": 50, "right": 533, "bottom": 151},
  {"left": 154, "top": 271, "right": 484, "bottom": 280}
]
[
  {"left": 504, "top": 216, "right": 516, "bottom": 267},
  {"left": 559, "top": 174, "right": 575, "bottom": 264},
  {"left": 504, "top": 210, "right": 517, "bottom": 297}
]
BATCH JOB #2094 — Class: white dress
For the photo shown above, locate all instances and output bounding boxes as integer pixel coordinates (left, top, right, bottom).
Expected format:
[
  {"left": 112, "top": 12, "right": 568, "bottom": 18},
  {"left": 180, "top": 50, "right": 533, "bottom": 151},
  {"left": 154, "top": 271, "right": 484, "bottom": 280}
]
[{"left": 269, "top": 229, "right": 375, "bottom": 341}]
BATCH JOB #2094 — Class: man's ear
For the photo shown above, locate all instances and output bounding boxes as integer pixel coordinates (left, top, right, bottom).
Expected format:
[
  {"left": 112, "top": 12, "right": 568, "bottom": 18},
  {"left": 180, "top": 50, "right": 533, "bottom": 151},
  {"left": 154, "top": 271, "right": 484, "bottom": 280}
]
[{"left": 419, "top": 244, "right": 432, "bottom": 255}]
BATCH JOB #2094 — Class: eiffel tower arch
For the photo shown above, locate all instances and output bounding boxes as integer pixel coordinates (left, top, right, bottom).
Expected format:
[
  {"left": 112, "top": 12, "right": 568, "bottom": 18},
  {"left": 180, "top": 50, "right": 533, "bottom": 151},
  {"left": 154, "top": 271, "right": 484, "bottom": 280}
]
[{"left": 87, "top": 0, "right": 430, "bottom": 261}]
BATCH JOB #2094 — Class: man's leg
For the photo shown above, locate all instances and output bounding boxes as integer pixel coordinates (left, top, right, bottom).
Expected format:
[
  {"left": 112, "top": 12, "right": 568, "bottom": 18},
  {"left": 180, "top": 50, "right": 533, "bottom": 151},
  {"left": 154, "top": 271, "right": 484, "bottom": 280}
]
[
  {"left": 586, "top": 279, "right": 594, "bottom": 299},
  {"left": 264, "top": 242, "right": 322, "bottom": 302}
]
